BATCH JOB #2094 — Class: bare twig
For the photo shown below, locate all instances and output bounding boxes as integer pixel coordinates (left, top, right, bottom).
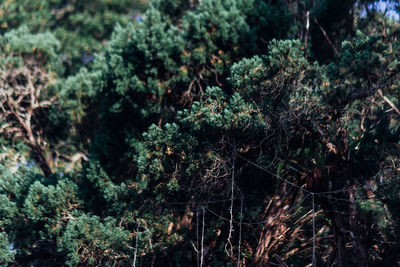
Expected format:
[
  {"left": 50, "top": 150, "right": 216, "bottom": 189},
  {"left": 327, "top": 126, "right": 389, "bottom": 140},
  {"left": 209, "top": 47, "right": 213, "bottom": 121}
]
[
  {"left": 377, "top": 89, "right": 400, "bottom": 117},
  {"left": 225, "top": 148, "right": 235, "bottom": 258},
  {"left": 0, "top": 63, "right": 54, "bottom": 176},
  {"left": 314, "top": 17, "right": 340, "bottom": 56},
  {"left": 133, "top": 223, "right": 140, "bottom": 267},
  {"left": 200, "top": 207, "right": 205, "bottom": 267},
  {"left": 304, "top": 11, "right": 310, "bottom": 57}
]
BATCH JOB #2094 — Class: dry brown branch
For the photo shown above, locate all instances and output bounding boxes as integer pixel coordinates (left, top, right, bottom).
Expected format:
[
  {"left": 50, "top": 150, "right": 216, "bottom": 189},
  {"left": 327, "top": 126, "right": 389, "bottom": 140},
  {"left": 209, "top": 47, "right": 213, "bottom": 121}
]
[
  {"left": 314, "top": 17, "right": 340, "bottom": 56},
  {"left": 377, "top": 89, "right": 400, "bottom": 117},
  {"left": 0, "top": 62, "right": 55, "bottom": 176},
  {"left": 254, "top": 190, "right": 310, "bottom": 265}
]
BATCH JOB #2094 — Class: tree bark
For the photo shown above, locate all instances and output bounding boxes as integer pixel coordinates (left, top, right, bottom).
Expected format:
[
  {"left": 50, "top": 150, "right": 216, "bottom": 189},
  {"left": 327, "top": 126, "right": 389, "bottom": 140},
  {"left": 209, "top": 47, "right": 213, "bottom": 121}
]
[
  {"left": 15, "top": 112, "right": 52, "bottom": 177},
  {"left": 331, "top": 212, "right": 347, "bottom": 267},
  {"left": 348, "top": 189, "right": 369, "bottom": 267},
  {"left": 28, "top": 142, "right": 52, "bottom": 177}
]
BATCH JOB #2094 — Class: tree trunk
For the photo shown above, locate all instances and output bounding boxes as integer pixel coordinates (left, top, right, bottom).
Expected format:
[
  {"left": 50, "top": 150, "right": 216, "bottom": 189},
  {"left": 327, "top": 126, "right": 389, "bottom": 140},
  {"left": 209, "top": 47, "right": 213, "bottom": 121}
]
[
  {"left": 15, "top": 112, "right": 52, "bottom": 177},
  {"left": 348, "top": 189, "right": 369, "bottom": 267},
  {"left": 29, "top": 142, "right": 52, "bottom": 177},
  {"left": 331, "top": 212, "right": 347, "bottom": 267}
]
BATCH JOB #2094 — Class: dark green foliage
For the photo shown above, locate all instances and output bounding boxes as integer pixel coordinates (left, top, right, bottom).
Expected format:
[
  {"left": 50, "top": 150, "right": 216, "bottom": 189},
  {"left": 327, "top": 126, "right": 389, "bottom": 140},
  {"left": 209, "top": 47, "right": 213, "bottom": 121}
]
[
  {"left": 59, "top": 214, "right": 133, "bottom": 266},
  {"left": 0, "top": 26, "right": 61, "bottom": 70},
  {"left": 1, "top": 0, "right": 400, "bottom": 266},
  {"left": 0, "top": 0, "right": 148, "bottom": 73},
  {"left": 0, "top": 165, "right": 81, "bottom": 264},
  {"left": 0, "top": 233, "right": 14, "bottom": 267}
]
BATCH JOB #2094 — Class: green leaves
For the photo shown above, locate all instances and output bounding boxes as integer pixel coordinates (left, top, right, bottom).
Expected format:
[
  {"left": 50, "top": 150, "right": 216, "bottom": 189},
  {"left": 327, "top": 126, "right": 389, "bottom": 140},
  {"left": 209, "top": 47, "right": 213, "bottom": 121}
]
[
  {"left": 0, "top": 195, "right": 18, "bottom": 231},
  {"left": 0, "top": 26, "right": 61, "bottom": 70},
  {"left": 0, "top": 233, "right": 15, "bottom": 267},
  {"left": 0, "top": 164, "right": 82, "bottom": 263},
  {"left": 0, "top": 0, "right": 149, "bottom": 73},
  {"left": 23, "top": 179, "right": 80, "bottom": 226},
  {"left": 59, "top": 214, "right": 133, "bottom": 266},
  {"left": 230, "top": 55, "right": 267, "bottom": 97},
  {"left": 1, "top": 0, "right": 400, "bottom": 265},
  {"left": 179, "top": 86, "right": 265, "bottom": 132}
]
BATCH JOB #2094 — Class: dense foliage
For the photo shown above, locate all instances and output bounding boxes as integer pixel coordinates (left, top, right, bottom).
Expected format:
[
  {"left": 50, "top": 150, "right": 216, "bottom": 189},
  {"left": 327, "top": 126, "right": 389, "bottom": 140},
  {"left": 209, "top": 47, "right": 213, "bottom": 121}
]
[{"left": 0, "top": 0, "right": 400, "bottom": 266}]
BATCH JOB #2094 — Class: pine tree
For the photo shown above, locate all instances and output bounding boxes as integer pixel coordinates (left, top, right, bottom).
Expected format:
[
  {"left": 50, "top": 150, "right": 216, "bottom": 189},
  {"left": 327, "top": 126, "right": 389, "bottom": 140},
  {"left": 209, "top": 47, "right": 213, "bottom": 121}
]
[{"left": 1, "top": 0, "right": 400, "bottom": 266}]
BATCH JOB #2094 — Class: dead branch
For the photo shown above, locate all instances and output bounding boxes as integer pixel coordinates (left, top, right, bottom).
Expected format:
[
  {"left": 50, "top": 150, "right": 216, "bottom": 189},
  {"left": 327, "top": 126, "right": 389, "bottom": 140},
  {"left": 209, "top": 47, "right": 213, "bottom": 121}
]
[
  {"left": 314, "top": 17, "right": 340, "bottom": 56},
  {"left": 0, "top": 62, "right": 54, "bottom": 176},
  {"left": 377, "top": 89, "right": 400, "bottom": 117}
]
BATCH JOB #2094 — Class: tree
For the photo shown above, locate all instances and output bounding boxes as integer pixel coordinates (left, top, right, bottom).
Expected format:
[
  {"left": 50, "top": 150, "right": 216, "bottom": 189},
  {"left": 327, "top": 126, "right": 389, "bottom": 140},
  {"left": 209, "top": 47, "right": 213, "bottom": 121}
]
[
  {"left": 0, "top": 27, "right": 60, "bottom": 177},
  {"left": 0, "top": 0, "right": 149, "bottom": 74},
  {"left": 1, "top": 0, "right": 400, "bottom": 266}
]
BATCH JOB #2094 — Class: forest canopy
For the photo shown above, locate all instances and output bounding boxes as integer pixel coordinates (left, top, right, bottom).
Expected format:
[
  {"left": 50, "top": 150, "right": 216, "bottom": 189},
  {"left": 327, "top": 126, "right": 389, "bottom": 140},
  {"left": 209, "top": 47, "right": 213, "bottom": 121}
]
[{"left": 0, "top": 0, "right": 400, "bottom": 266}]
